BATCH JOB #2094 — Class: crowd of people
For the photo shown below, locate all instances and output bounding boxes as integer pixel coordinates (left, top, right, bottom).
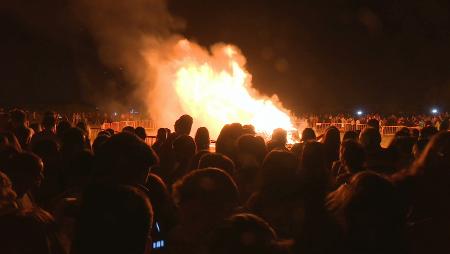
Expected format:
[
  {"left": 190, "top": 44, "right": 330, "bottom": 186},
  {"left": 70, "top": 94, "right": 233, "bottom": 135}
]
[
  {"left": 0, "top": 108, "right": 449, "bottom": 254},
  {"left": 303, "top": 112, "right": 449, "bottom": 128}
]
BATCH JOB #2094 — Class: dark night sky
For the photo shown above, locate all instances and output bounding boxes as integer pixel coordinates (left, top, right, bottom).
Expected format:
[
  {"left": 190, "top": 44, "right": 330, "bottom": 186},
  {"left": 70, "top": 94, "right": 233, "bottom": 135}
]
[{"left": 1, "top": 0, "right": 450, "bottom": 113}]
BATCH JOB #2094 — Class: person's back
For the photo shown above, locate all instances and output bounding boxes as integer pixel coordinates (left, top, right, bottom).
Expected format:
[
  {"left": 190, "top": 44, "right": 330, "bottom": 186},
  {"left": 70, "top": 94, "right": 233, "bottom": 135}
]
[
  {"left": 0, "top": 207, "right": 65, "bottom": 254},
  {"left": 72, "top": 184, "right": 153, "bottom": 254},
  {"left": 327, "top": 172, "right": 407, "bottom": 254},
  {"left": 247, "top": 150, "right": 301, "bottom": 238},
  {"left": 3, "top": 152, "right": 44, "bottom": 209},
  {"left": 392, "top": 131, "right": 450, "bottom": 254}
]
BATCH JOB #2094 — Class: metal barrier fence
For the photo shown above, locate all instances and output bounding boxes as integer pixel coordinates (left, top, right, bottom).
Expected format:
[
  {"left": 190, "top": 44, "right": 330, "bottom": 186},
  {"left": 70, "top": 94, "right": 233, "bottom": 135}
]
[{"left": 313, "top": 123, "right": 420, "bottom": 136}]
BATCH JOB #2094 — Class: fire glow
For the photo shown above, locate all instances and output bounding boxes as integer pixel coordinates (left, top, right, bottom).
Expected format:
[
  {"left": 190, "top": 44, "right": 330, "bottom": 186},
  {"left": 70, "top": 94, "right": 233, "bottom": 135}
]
[{"left": 147, "top": 39, "right": 297, "bottom": 140}]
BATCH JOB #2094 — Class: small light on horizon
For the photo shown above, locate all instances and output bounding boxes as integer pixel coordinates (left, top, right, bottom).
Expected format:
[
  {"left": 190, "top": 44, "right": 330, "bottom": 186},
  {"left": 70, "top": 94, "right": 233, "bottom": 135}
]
[
  {"left": 431, "top": 108, "right": 438, "bottom": 114},
  {"left": 356, "top": 110, "right": 363, "bottom": 116}
]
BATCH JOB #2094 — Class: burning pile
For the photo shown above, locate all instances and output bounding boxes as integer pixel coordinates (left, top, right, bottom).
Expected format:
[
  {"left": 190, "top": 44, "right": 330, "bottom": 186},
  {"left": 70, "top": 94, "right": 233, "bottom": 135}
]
[{"left": 146, "top": 39, "right": 297, "bottom": 140}]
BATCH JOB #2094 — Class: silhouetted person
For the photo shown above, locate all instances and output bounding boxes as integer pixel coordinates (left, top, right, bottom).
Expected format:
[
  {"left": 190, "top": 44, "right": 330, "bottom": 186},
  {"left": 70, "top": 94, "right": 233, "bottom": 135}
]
[
  {"left": 169, "top": 135, "right": 196, "bottom": 184},
  {"left": 392, "top": 131, "right": 450, "bottom": 254},
  {"left": 93, "top": 132, "right": 158, "bottom": 186},
  {"left": 367, "top": 118, "right": 380, "bottom": 131},
  {"left": 4, "top": 152, "right": 44, "bottom": 209},
  {"left": 56, "top": 120, "right": 71, "bottom": 141},
  {"left": 327, "top": 171, "right": 407, "bottom": 254},
  {"left": 9, "top": 109, "right": 33, "bottom": 150},
  {"left": 174, "top": 114, "right": 193, "bottom": 136},
  {"left": 235, "top": 134, "right": 267, "bottom": 202},
  {"left": 359, "top": 127, "right": 394, "bottom": 174},
  {"left": 208, "top": 213, "right": 290, "bottom": 254},
  {"left": 247, "top": 150, "right": 301, "bottom": 238},
  {"left": 169, "top": 168, "right": 240, "bottom": 254},
  {"left": 76, "top": 121, "right": 91, "bottom": 149},
  {"left": 122, "top": 125, "right": 135, "bottom": 134},
  {"left": 72, "top": 184, "right": 153, "bottom": 254},
  {"left": 31, "top": 139, "right": 63, "bottom": 207},
  {"left": 321, "top": 126, "right": 341, "bottom": 170},
  {"left": 194, "top": 127, "right": 210, "bottom": 151},
  {"left": 92, "top": 134, "right": 109, "bottom": 155},
  {"left": 135, "top": 126, "right": 147, "bottom": 140},
  {"left": 31, "top": 112, "right": 58, "bottom": 150},
  {"left": 215, "top": 123, "right": 244, "bottom": 162},
  {"left": 0, "top": 208, "right": 65, "bottom": 254},
  {"left": 331, "top": 139, "right": 366, "bottom": 188},
  {"left": 152, "top": 128, "right": 168, "bottom": 156},
  {"left": 291, "top": 127, "right": 316, "bottom": 160}
]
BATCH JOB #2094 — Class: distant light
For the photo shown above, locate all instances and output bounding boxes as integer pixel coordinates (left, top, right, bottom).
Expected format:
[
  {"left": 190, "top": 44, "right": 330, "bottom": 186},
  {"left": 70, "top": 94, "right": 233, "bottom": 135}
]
[
  {"left": 113, "top": 112, "right": 118, "bottom": 116},
  {"left": 431, "top": 108, "right": 438, "bottom": 114},
  {"left": 356, "top": 110, "right": 363, "bottom": 116}
]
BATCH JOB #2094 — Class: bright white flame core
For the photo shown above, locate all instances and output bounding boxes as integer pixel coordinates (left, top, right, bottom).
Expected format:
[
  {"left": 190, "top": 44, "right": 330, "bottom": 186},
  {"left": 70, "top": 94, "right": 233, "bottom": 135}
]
[{"left": 147, "top": 39, "right": 296, "bottom": 140}]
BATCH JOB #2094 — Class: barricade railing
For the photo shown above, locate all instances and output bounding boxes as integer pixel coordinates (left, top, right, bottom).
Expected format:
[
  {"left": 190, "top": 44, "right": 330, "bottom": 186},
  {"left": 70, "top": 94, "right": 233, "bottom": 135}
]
[
  {"left": 314, "top": 123, "right": 420, "bottom": 136},
  {"left": 101, "top": 120, "right": 157, "bottom": 133},
  {"left": 314, "top": 123, "right": 368, "bottom": 135}
]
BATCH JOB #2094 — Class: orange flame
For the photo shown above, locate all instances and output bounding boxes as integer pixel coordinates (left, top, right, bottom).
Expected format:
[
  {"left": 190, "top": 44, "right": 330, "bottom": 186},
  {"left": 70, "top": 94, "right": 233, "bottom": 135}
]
[{"left": 147, "top": 39, "right": 297, "bottom": 140}]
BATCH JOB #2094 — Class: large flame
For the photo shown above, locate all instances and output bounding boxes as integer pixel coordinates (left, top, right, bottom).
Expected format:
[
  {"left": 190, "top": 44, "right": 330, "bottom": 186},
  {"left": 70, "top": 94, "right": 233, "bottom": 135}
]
[{"left": 146, "top": 38, "right": 296, "bottom": 140}]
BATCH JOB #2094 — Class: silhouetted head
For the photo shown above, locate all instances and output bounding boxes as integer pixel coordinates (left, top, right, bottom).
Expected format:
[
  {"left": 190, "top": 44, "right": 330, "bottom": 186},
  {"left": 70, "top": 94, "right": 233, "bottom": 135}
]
[
  {"left": 76, "top": 121, "right": 90, "bottom": 136},
  {"left": 122, "top": 126, "right": 135, "bottom": 134},
  {"left": 174, "top": 114, "right": 193, "bottom": 136},
  {"left": 208, "top": 213, "right": 279, "bottom": 254},
  {"left": 420, "top": 126, "right": 438, "bottom": 140},
  {"left": 301, "top": 128, "right": 316, "bottom": 142},
  {"left": 271, "top": 128, "right": 288, "bottom": 145},
  {"left": 322, "top": 126, "right": 341, "bottom": 164},
  {"left": 237, "top": 134, "right": 267, "bottom": 165},
  {"left": 342, "top": 131, "right": 358, "bottom": 141},
  {"left": 61, "top": 127, "right": 86, "bottom": 156},
  {"left": 106, "top": 128, "right": 115, "bottom": 136},
  {"left": 9, "top": 109, "right": 26, "bottom": 127},
  {"left": 72, "top": 184, "right": 153, "bottom": 254},
  {"left": 242, "top": 124, "right": 256, "bottom": 135},
  {"left": 195, "top": 127, "right": 210, "bottom": 151},
  {"left": 135, "top": 127, "right": 147, "bottom": 140},
  {"left": 94, "top": 132, "right": 158, "bottom": 185},
  {"left": 155, "top": 128, "right": 167, "bottom": 144},
  {"left": 395, "top": 127, "right": 410, "bottom": 138},
  {"left": 92, "top": 135, "right": 109, "bottom": 155},
  {"left": 56, "top": 120, "right": 72, "bottom": 139},
  {"left": 367, "top": 119, "right": 380, "bottom": 131},
  {"left": 42, "top": 112, "right": 57, "bottom": 131},
  {"left": 173, "top": 168, "right": 239, "bottom": 231},
  {"left": 5, "top": 152, "right": 44, "bottom": 198},
  {"left": 340, "top": 140, "right": 365, "bottom": 173},
  {"left": 198, "top": 153, "right": 236, "bottom": 176},
  {"left": 216, "top": 123, "right": 244, "bottom": 160},
  {"left": 359, "top": 127, "right": 381, "bottom": 150}
]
